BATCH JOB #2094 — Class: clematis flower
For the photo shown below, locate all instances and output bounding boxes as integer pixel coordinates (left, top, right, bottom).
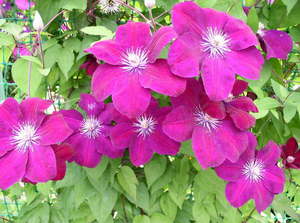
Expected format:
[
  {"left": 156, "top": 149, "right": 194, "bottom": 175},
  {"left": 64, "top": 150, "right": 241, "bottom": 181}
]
[
  {"left": 200, "top": 79, "right": 258, "bottom": 131},
  {"left": 215, "top": 133, "right": 285, "bottom": 212},
  {"left": 52, "top": 144, "right": 74, "bottom": 180},
  {"left": 281, "top": 137, "right": 300, "bottom": 169},
  {"left": 0, "top": 98, "right": 73, "bottom": 190},
  {"left": 110, "top": 99, "right": 180, "bottom": 166},
  {"left": 162, "top": 79, "right": 249, "bottom": 168},
  {"left": 15, "top": 0, "right": 34, "bottom": 10},
  {"left": 60, "top": 94, "right": 124, "bottom": 168},
  {"left": 168, "top": 1, "right": 264, "bottom": 101},
  {"left": 80, "top": 55, "right": 98, "bottom": 76},
  {"left": 86, "top": 21, "right": 186, "bottom": 118},
  {"left": 257, "top": 23, "right": 293, "bottom": 60},
  {"left": 13, "top": 44, "right": 32, "bottom": 59}
]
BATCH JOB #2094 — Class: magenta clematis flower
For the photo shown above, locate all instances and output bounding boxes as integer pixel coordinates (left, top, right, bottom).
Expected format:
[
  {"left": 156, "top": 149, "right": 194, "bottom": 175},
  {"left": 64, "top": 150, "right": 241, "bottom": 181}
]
[
  {"left": 168, "top": 1, "right": 264, "bottom": 101},
  {"left": 85, "top": 21, "right": 186, "bottom": 118},
  {"left": 281, "top": 137, "right": 300, "bottom": 169},
  {"left": 215, "top": 133, "right": 285, "bottom": 212},
  {"left": 60, "top": 94, "right": 124, "bottom": 168},
  {"left": 110, "top": 99, "right": 180, "bottom": 166},
  {"left": 0, "top": 98, "right": 73, "bottom": 190},
  {"left": 162, "top": 79, "right": 249, "bottom": 168},
  {"left": 257, "top": 25, "right": 293, "bottom": 60},
  {"left": 15, "top": 0, "right": 34, "bottom": 10},
  {"left": 80, "top": 55, "right": 98, "bottom": 76}
]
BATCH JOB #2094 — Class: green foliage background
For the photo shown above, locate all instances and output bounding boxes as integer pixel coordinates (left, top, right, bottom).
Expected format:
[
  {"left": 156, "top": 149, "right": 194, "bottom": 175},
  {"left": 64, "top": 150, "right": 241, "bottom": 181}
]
[{"left": 0, "top": 0, "right": 300, "bottom": 222}]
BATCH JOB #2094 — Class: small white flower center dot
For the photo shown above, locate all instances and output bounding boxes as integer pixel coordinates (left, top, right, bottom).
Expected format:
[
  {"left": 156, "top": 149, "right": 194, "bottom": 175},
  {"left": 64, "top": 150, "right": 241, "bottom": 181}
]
[
  {"left": 133, "top": 115, "right": 157, "bottom": 138},
  {"left": 242, "top": 159, "right": 265, "bottom": 182},
  {"left": 287, "top": 156, "right": 295, "bottom": 163},
  {"left": 194, "top": 107, "right": 220, "bottom": 132},
  {"left": 121, "top": 48, "right": 149, "bottom": 73},
  {"left": 99, "top": 0, "right": 120, "bottom": 13},
  {"left": 202, "top": 27, "right": 231, "bottom": 58},
  {"left": 87, "top": 103, "right": 96, "bottom": 110},
  {"left": 80, "top": 117, "right": 103, "bottom": 139},
  {"left": 11, "top": 123, "right": 40, "bottom": 152}
]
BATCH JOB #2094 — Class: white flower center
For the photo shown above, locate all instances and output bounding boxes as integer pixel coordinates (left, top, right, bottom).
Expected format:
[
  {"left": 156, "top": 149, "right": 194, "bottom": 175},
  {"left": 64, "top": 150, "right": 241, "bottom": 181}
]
[
  {"left": 80, "top": 117, "right": 103, "bottom": 139},
  {"left": 133, "top": 115, "right": 157, "bottom": 138},
  {"left": 11, "top": 123, "right": 40, "bottom": 152},
  {"left": 121, "top": 48, "right": 149, "bottom": 73},
  {"left": 194, "top": 107, "right": 220, "bottom": 132},
  {"left": 242, "top": 159, "right": 265, "bottom": 182},
  {"left": 202, "top": 27, "right": 231, "bottom": 58},
  {"left": 99, "top": 0, "right": 120, "bottom": 13},
  {"left": 87, "top": 103, "right": 96, "bottom": 110},
  {"left": 287, "top": 156, "right": 295, "bottom": 163}
]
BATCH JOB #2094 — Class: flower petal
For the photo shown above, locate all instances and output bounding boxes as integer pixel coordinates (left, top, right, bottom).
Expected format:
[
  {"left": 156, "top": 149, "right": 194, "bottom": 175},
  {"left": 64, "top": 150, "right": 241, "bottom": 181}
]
[
  {"left": 215, "top": 160, "right": 243, "bottom": 182},
  {"left": 147, "top": 26, "right": 177, "bottom": 62},
  {"left": 38, "top": 113, "right": 73, "bottom": 146},
  {"left": 228, "top": 96, "right": 258, "bottom": 113},
  {"left": 0, "top": 136, "right": 14, "bottom": 157},
  {"left": 226, "top": 47, "right": 264, "bottom": 80},
  {"left": 162, "top": 106, "right": 194, "bottom": 142},
  {"left": 140, "top": 59, "right": 186, "bottom": 97},
  {"left": 110, "top": 122, "right": 135, "bottom": 149},
  {"left": 129, "top": 137, "right": 153, "bottom": 166},
  {"left": 231, "top": 80, "right": 248, "bottom": 96},
  {"left": 0, "top": 150, "right": 28, "bottom": 190},
  {"left": 85, "top": 40, "right": 123, "bottom": 65},
  {"left": 168, "top": 32, "right": 202, "bottom": 77},
  {"left": 262, "top": 166, "right": 285, "bottom": 194},
  {"left": 225, "top": 179, "right": 253, "bottom": 208},
  {"left": 283, "top": 137, "right": 298, "bottom": 156},
  {"left": 59, "top": 110, "right": 82, "bottom": 130},
  {"left": 112, "top": 75, "right": 151, "bottom": 118},
  {"left": 115, "top": 22, "right": 151, "bottom": 49},
  {"left": 79, "top": 93, "right": 105, "bottom": 116},
  {"left": 97, "top": 136, "right": 124, "bottom": 159},
  {"left": 253, "top": 182, "right": 274, "bottom": 213},
  {"left": 227, "top": 106, "right": 256, "bottom": 131},
  {"left": 256, "top": 141, "right": 281, "bottom": 166},
  {"left": 201, "top": 57, "right": 235, "bottom": 101},
  {"left": 1, "top": 98, "right": 22, "bottom": 121},
  {"left": 262, "top": 30, "right": 293, "bottom": 60},
  {"left": 25, "top": 145, "right": 57, "bottom": 182}
]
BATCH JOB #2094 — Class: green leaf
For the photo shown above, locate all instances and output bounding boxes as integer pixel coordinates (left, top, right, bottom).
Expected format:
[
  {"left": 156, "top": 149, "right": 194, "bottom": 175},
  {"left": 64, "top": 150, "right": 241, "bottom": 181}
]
[
  {"left": 117, "top": 166, "right": 138, "bottom": 200},
  {"left": 286, "top": 0, "right": 300, "bottom": 26},
  {"left": 81, "top": 26, "right": 113, "bottom": 36},
  {"left": 150, "top": 213, "right": 172, "bottom": 223},
  {"left": 0, "top": 32, "right": 14, "bottom": 46},
  {"left": 254, "top": 98, "right": 281, "bottom": 110},
  {"left": 193, "top": 202, "right": 210, "bottom": 223},
  {"left": 63, "top": 0, "right": 87, "bottom": 10},
  {"left": 160, "top": 194, "right": 177, "bottom": 222},
  {"left": 247, "top": 7, "right": 259, "bottom": 32},
  {"left": 144, "top": 156, "right": 167, "bottom": 188},
  {"left": 272, "top": 194, "right": 300, "bottom": 221},
  {"left": 12, "top": 58, "right": 44, "bottom": 96},
  {"left": 133, "top": 215, "right": 151, "bottom": 223},
  {"left": 21, "top": 56, "right": 42, "bottom": 67},
  {"left": 36, "top": 182, "right": 52, "bottom": 196},
  {"left": 195, "top": 0, "right": 218, "bottom": 8},
  {"left": 283, "top": 104, "right": 297, "bottom": 123},
  {"left": 58, "top": 48, "right": 75, "bottom": 78},
  {"left": 271, "top": 80, "right": 289, "bottom": 102}
]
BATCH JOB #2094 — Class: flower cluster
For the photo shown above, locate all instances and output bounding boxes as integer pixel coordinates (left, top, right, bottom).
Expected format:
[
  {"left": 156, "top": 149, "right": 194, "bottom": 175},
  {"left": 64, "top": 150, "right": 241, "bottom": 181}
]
[{"left": 0, "top": 1, "right": 294, "bottom": 214}]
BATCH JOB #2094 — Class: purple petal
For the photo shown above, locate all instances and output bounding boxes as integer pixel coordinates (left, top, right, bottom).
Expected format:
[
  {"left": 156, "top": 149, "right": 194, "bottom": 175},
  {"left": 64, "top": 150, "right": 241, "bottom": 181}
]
[
  {"left": 99, "top": 103, "right": 122, "bottom": 124},
  {"left": 224, "top": 17, "right": 258, "bottom": 50},
  {"left": 112, "top": 75, "right": 151, "bottom": 118},
  {"left": 262, "top": 166, "right": 285, "bottom": 194},
  {"left": 231, "top": 80, "right": 248, "bottom": 96},
  {"left": 85, "top": 40, "right": 123, "bottom": 65},
  {"left": 253, "top": 182, "right": 274, "bottom": 213},
  {"left": 79, "top": 93, "right": 105, "bottom": 116},
  {"left": 67, "top": 134, "right": 102, "bottom": 168},
  {"left": 225, "top": 179, "right": 253, "bottom": 208},
  {"left": 256, "top": 141, "right": 281, "bottom": 166},
  {"left": 201, "top": 57, "right": 235, "bottom": 101},
  {"left": 110, "top": 122, "right": 135, "bottom": 149},
  {"left": 168, "top": 32, "right": 202, "bottom": 77},
  {"left": 215, "top": 160, "right": 243, "bottom": 182},
  {"left": 140, "top": 59, "right": 186, "bottom": 96},
  {"left": 92, "top": 64, "right": 125, "bottom": 101},
  {"left": 261, "top": 30, "right": 293, "bottom": 60},
  {"left": 1, "top": 98, "right": 22, "bottom": 121},
  {"left": 148, "top": 127, "right": 180, "bottom": 155},
  {"left": 20, "top": 98, "right": 52, "bottom": 127},
  {"left": 239, "top": 132, "right": 257, "bottom": 162},
  {"left": 0, "top": 136, "right": 14, "bottom": 157},
  {"left": 115, "top": 22, "right": 151, "bottom": 49},
  {"left": 0, "top": 150, "right": 28, "bottom": 190},
  {"left": 227, "top": 47, "right": 264, "bottom": 80},
  {"left": 0, "top": 103, "right": 18, "bottom": 129},
  {"left": 147, "top": 26, "right": 177, "bottom": 63},
  {"left": 15, "top": 0, "right": 33, "bottom": 10},
  {"left": 129, "top": 137, "right": 153, "bottom": 166},
  {"left": 25, "top": 145, "right": 57, "bottom": 182},
  {"left": 227, "top": 106, "right": 256, "bottom": 131},
  {"left": 38, "top": 113, "right": 73, "bottom": 146},
  {"left": 192, "top": 126, "right": 226, "bottom": 168},
  {"left": 228, "top": 96, "right": 258, "bottom": 113},
  {"left": 283, "top": 137, "right": 298, "bottom": 156},
  {"left": 97, "top": 137, "right": 124, "bottom": 159},
  {"left": 59, "top": 110, "right": 82, "bottom": 130},
  {"left": 162, "top": 106, "right": 194, "bottom": 142}
]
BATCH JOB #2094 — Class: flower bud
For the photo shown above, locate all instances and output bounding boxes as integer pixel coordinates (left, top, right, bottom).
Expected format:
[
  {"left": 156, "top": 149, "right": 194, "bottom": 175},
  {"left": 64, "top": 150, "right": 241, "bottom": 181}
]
[
  {"left": 144, "top": 0, "right": 155, "bottom": 9},
  {"left": 33, "top": 11, "right": 44, "bottom": 32}
]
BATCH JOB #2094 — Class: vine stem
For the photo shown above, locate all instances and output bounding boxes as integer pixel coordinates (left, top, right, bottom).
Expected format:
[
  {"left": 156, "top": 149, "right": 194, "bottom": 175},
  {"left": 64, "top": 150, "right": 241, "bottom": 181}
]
[
  {"left": 243, "top": 207, "right": 256, "bottom": 223},
  {"left": 42, "top": 10, "right": 66, "bottom": 32},
  {"left": 27, "top": 61, "right": 32, "bottom": 97},
  {"left": 148, "top": 8, "right": 156, "bottom": 31},
  {"left": 121, "top": 195, "right": 129, "bottom": 223}
]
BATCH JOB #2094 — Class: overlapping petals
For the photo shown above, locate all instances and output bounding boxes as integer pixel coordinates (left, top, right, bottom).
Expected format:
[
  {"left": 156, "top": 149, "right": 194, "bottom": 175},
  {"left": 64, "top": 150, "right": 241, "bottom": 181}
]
[{"left": 281, "top": 137, "right": 300, "bottom": 169}]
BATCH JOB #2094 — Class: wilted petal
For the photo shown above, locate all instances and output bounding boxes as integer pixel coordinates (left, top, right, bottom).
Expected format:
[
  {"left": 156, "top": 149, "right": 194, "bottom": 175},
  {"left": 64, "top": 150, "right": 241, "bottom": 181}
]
[
  {"left": 85, "top": 40, "right": 123, "bottom": 65},
  {"left": 140, "top": 59, "right": 186, "bottom": 97},
  {"left": 25, "top": 145, "right": 57, "bottom": 182},
  {"left": 262, "top": 166, "right": 285, "bottom": 194},
  {"left": 225, "top": 179, "right": 253, "bottom": 208},
  {"left": 0, "top": 150, "right": 28, "bottom": 190},
  {"left": 79, "top": 93, "right": 105, "bottom": 116},
  {"left": 129, "top": 137, "right": 153, "bottom": 166},
  {"left": 201, "top": 57, "right": 235, "bottom": 101},
  {"left": 256, "top": 141, "right": 280, "bottom": 166},
  {"left": 227, "top": 47, "right": 263, "bottom": 80},
  {"left": 262, "top": 30, "right": 293, "bottom": 60},
  {"left": 162, "top": 106, "right": 194, "bottom": 142},
  {"left": 147, "top": 26, "right": 177, "bottom": 62},
  {"left": 115, "top": 22, "right": 151, "bottom": 49}
]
